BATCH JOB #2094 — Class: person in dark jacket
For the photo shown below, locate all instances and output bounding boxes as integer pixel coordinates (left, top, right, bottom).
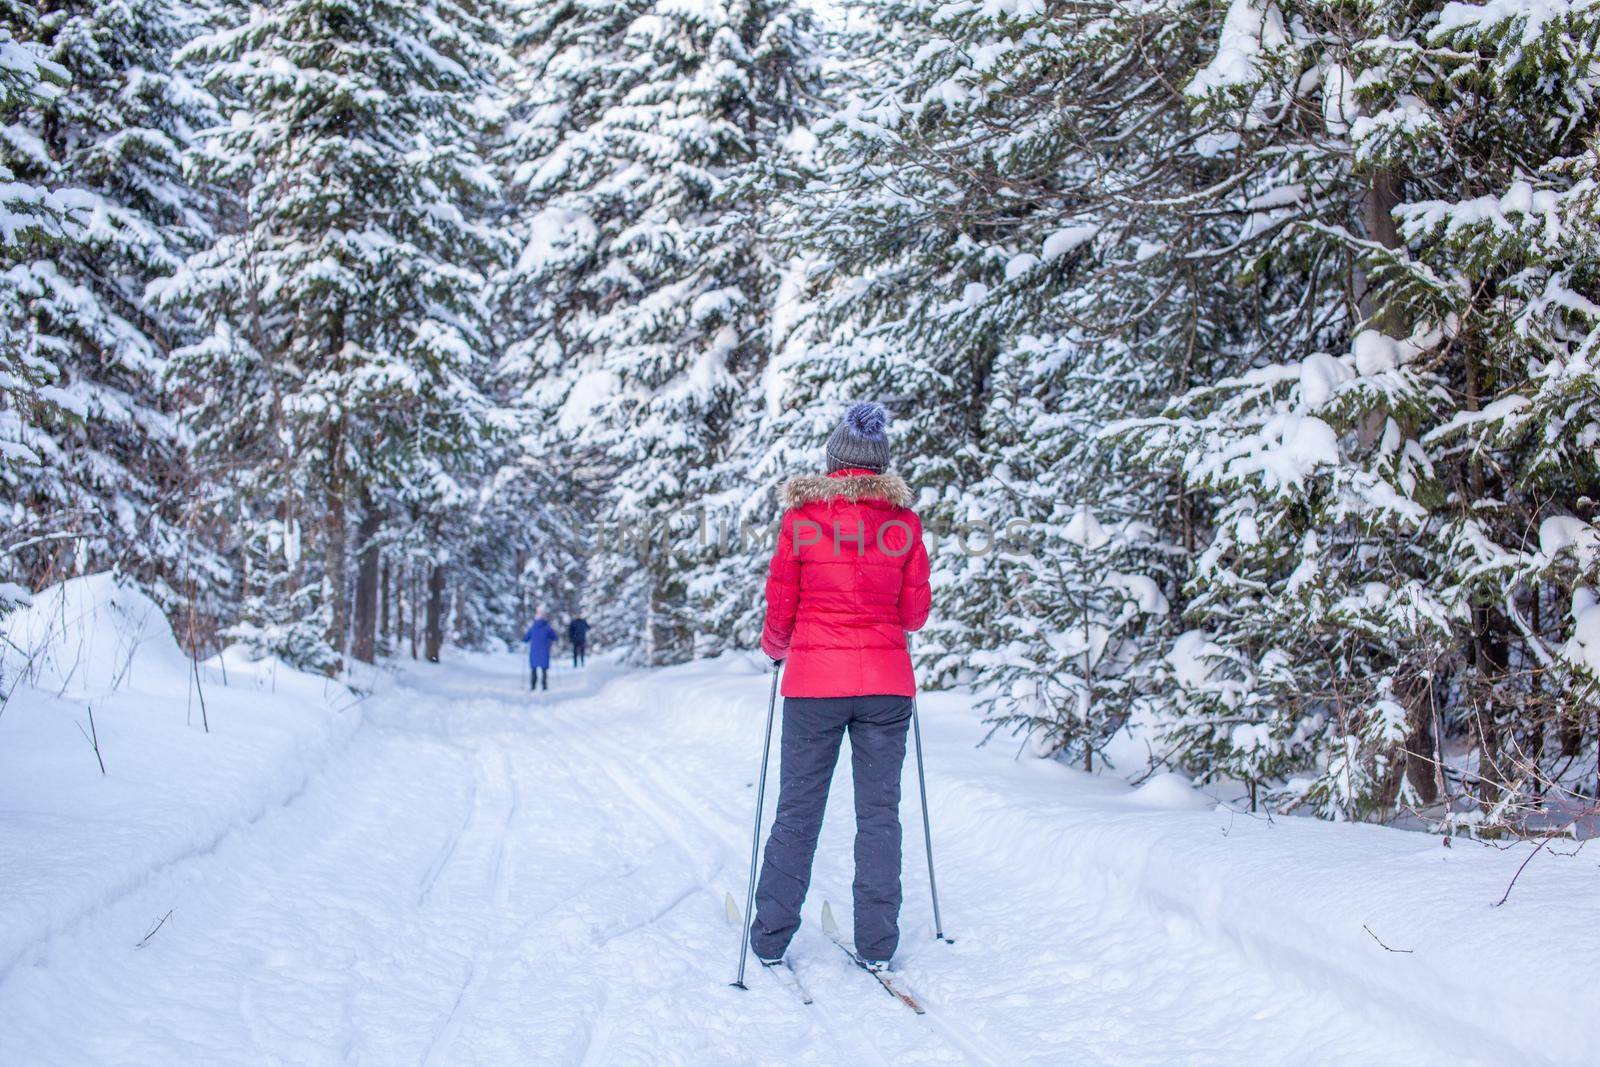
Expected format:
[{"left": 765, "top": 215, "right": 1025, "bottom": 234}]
[
  {"left": 750, "top": 401, "right": 931, "bottom": 970},
  {"left": 568, "top": 617, "right": 590, "bottom": 668},
  {"left": 522, "top": 608, "right": 558, "bottom": 690}
]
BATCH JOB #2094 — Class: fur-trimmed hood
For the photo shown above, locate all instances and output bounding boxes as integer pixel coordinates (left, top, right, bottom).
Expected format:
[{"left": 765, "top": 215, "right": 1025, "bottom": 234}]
[{"left": 781, "top": 471, "right": 913, "bottom": 509}]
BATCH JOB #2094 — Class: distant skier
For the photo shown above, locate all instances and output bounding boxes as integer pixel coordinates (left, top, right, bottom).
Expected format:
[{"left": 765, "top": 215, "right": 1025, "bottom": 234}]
[
  {"left": 750, "top": 401, "right": 931, "bottom": 971},
  {"left": 522, "top": 608, "right": 558, "bottom": 691},
  {"left": 568, "top": 616, "right": 590, "bottom": 668}
]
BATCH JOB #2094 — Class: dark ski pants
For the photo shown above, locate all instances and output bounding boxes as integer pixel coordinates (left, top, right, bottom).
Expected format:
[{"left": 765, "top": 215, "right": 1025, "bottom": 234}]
[
  {"left": 573, "top": 641, "right": 586, "bottom": 668},
  {"left": 530, "top": 666, "right": 547, "bottom": 690},
  {"left": 751, "top": 694, "right": 913, "bottom": 963}
]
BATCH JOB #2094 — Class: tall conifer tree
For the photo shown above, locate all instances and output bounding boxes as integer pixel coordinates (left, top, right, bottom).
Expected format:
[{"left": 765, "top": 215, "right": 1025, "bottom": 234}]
[
  {"left": 501, "top": 0, "right": 820, "bottom": 662},
  {"left": 166, "top": 0, "right": 508, "bottom": 668}
]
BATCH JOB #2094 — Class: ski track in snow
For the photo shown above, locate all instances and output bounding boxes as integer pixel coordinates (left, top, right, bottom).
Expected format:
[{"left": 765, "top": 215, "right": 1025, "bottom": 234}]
[{"left": 0, "top": 652, "right": 1557, "bottom": 1064}]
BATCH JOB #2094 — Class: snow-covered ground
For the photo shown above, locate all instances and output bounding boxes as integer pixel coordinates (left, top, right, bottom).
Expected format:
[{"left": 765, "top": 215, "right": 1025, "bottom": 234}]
[{"left": 3, "top": 579, "right": 1597, "bottom": 1065}]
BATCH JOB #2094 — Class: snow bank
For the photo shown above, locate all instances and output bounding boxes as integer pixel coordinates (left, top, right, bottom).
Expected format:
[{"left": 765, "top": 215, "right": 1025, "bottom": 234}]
[
  {"left": 1, "top": 572, "right": 191, "bottom": 696},
  {"left": 1127, "top": 771, "right": 1213, "bottom": 810},
  {"left": 619, "top": 656, "right": 1599, "bottom": 1066},
  {"left": 911, "top": 692, "right": 1600, "bottom": 1067},
  {"left": 0, "top": 574, "right": 360, "bottom": 980},
  {"left": 4, "top": 646, "right": 1591, "bottom": 1062}
]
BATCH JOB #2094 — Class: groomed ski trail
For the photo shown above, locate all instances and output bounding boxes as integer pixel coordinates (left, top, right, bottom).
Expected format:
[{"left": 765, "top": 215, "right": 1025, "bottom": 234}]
[{"left": 0, "top": 653, "right": 1517, "bottom": 1064}]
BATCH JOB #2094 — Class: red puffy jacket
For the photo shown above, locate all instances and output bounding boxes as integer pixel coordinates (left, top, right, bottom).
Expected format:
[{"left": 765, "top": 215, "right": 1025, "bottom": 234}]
[{"left": 760, "top": 468, "right": 932, "bottom": 697}]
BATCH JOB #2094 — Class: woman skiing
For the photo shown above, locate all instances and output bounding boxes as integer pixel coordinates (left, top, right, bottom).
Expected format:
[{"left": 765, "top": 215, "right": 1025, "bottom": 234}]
[
  {"left": 522, "top": 608, "right": 558, "bottom": 691},
  {"left": 750, "top": 401, "right": 931, "bottom": 970}
]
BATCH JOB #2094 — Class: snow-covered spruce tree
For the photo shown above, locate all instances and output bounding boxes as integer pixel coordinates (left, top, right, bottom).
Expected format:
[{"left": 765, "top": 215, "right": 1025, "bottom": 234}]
[
  {"left": 163, "top": 0, "right": 509, "bottom": 670},
  {"left": 0, "top": 8, "right": 67, "bottom": 613},
  {"left": 1122, "top": 0, "right": 1461, "bottom": 818},
  {"left": 500, "top": 0, "right": 819, "bottom": 664},
  {"left": 676, "top": 1, "right": 824, "bottom": 657},
  {"left": 777, "top": 0, "right": 1224, "bottom": 766},
  {"left": 0, "top": 0, "right": 223, "bottom": 621},
  {"left": 1131, "top": 0, "right": 1600, "bottom": 825},
  {"left": 1377, "top": 0, "right": 1600, "bottom": 824}
]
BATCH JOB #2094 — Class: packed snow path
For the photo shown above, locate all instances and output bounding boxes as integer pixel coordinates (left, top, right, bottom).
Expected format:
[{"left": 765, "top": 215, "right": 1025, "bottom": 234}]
[{"left": 1, "top": 652, "right": 1587, "bottom": 1064}]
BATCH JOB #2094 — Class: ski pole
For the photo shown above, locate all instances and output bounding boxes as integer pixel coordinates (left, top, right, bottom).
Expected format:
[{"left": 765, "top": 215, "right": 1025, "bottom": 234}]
[
  {"left": 903, "top": 632, "right": 950, "bottom": 943},
  {"left": 732, "top": 661, "right": 782, "bottom": 990},
  {"left": 910, "top": 699, "right": 950, "bottom": 942}
]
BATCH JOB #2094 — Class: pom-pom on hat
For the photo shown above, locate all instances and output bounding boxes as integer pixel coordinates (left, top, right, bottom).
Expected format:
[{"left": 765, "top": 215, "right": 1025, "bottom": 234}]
[{"left": 825, "top": 401, "right": 892, "bottom": 473}]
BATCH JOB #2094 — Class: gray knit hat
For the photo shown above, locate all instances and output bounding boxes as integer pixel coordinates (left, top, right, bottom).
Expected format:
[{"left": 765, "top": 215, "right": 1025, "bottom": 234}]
[{"left": 825, "top": 401, "right": 891, "bottom": 473}]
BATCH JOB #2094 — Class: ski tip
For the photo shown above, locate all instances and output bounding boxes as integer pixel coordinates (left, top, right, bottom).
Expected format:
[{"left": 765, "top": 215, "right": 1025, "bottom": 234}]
[
  {"left": 821, "top": 900, "right": 838, "bottom": 937},
  {"left": 724, "top": 892, "right": 742, "bottom": 926}
]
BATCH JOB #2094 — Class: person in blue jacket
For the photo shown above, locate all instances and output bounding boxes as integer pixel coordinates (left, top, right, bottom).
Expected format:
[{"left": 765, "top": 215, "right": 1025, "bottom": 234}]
[{"left": 522, "top": 607, "right": 558, "bottom": 690}]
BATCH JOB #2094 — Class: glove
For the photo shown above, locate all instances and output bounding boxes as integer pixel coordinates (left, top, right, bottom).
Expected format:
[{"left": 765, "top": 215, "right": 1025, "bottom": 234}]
[{"left": 769, "top": 656, "right": 785, "bottom": 668}]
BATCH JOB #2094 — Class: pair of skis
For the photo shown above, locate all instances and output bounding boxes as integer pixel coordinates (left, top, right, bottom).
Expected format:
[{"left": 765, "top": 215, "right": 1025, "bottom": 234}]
[{"left": 725, "top": 894, "right": 925, "bottom": 1014}]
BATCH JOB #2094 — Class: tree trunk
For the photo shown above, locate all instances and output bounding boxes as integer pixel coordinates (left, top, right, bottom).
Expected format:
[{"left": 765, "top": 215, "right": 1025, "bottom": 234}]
[
  {"left": 1356, "top": 170, "right": 1405, "bottom": 446},
  {"left": 1472, "top": 607, "right": 1511, "bottom": 805},
  {"left": 379, "top": 557, "right": 391, "bottom": 648},
  {"left": 322, "top": 434, "right": 348, "bottom": 676},
  {"left": 1400, "top": 673, "right": 1440, "bottom": 806},
  {"left": 1560, "top": 698, "right": 1584, "bottom": 758},
  {"left": 1462, "top": 332, "right": 1512, "bottom": 807},
  {"left": 1357, "top": 170, "right": 1404, "bottom": 323},
  {"left": 322, "top": 310, "right": 349, "bottom": 673},
  {"left": 643, "top": 583, "right": 656, "bottom": 667},
  {"left": 425, "top": 563, "right": 447, "bottom": 663},
  {"left": 352, "top": 491, "right": 382, "bottom": 664},
  {"left": 1361, "top": 172, "right": 1403, "bottom": 255},
  {"left": 410, "top": 565, "right": 419, "bottom": 660},
  {"left": 515, "top": 548, "right": 528, "bottom": 626}
]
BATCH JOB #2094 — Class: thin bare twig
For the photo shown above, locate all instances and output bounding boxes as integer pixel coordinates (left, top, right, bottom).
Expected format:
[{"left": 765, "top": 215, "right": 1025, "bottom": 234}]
[
  {"left": 1363, "top": 925, "right": 1414, "bottom": 953},
  {"left": 135, "top": 910, "right": 173, "bottom": 949},
  {"left": 1495, "top": 835, "right": 1557, "bottom": 908},
  {"left": 76, "top": 705, "right": 106, "bottom": 776}
]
